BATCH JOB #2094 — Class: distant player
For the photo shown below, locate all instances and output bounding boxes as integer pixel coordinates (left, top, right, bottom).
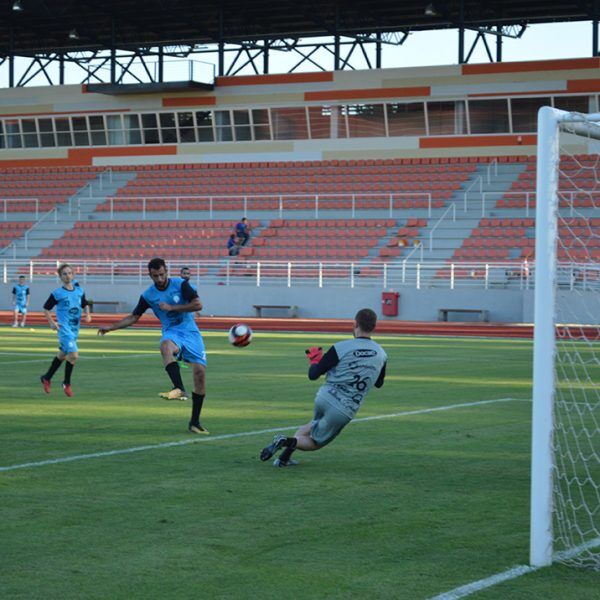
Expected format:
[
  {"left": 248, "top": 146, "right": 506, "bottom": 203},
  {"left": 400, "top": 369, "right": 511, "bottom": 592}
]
[
  {"left": 12, "top": 275, "right": 30, "bottom": 327},
  {"left": 260, "top": 308, "right": 387, "bottom": 467},
  {"left": 40, "top": 264, "right": 91, "bottom": 397},
  {"left": 97, "top": 257, "right": 209, "bottom": 435},
  {"left": 180, "top": 266, "right": 191, "bottom": 282}
]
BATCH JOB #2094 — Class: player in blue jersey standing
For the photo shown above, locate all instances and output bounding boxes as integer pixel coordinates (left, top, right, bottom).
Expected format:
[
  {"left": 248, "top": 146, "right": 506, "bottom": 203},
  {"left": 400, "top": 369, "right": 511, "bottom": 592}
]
[
  {"left": 97, "top": 257, "right": 209, "bottom": 435},
  {"left": 40, "top": 264, "right": 91, "bottom": 397},
  {"left": 12, "top": 275, "right": 30, "bottom": 327},
  {"left": 260, "top": 308, "right": 387, "bottom": 467}
]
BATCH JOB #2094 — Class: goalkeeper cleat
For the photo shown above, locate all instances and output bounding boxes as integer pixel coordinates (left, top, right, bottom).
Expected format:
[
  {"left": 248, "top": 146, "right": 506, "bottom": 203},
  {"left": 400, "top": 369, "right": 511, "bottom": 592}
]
[
  {"left": 188, "top": 422, "right": 210, "bottom": 435},
  {"left": 62, "top": 383, "right": 73, "bottom": 397},
  {"left": 260, "top": 434, "right": 287, "bottom": 461},
  {"left": 159, "top": 388, "right": 188, "bottom": 401},
  {"left": 40, "top": 376, "right": 51, "bottom": 394},
  {"left": 273, "top": 458, "right": 299, "bottom": 467}
]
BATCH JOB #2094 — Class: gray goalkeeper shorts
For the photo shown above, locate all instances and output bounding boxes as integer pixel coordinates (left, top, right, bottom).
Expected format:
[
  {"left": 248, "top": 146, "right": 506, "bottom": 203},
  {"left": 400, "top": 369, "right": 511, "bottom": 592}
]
[{"left": 310, "top": 391, "right": 352, "bottom": 447}]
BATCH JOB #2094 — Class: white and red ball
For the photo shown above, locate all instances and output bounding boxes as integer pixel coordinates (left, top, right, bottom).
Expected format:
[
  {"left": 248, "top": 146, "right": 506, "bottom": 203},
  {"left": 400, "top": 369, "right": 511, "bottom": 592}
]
[{"left": 228, "top": 323, "right": 253, "bottom": 347}]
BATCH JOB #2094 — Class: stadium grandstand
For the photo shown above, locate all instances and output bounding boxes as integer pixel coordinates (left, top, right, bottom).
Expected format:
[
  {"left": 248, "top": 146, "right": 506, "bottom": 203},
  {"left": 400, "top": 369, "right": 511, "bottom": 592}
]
[{"left": 0, "top": 0, "right": 597, "bottom": 326}]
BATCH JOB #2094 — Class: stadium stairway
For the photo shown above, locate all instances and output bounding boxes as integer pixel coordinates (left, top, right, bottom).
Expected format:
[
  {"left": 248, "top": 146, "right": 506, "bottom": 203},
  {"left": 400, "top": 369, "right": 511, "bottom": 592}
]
[
  {"left": 0, "top": 171, "right": 136, "bottom": 260},
  {"left": 375, "top": 161, "right": 529, "bottom": 284}
]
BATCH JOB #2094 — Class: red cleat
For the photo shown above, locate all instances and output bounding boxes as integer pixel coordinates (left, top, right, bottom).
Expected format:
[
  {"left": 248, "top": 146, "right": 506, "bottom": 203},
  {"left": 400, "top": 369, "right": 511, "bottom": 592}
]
[
  {"left": 62, "top": 383, "right": 73, "bottom": 397},
  {"left": 40, "top": 376, "right": 51, "bottom": 394}
]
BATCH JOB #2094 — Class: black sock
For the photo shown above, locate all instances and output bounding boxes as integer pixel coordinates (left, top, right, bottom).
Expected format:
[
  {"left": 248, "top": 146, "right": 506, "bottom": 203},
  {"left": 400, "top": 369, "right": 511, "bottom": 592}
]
[
  {"left": 63, "top": 362, "right": 74, "bottom": 385},
  {"left": 44, "top": 357, "right": 62, "bottom": 381},
  {"left": 165, "top": 361, "right": 185, "bottom": 391},
  {"left": 279, "top": 438, "right": 297, "bottom": 462},
  {"left": 191, "top": 393, "right": 205, "bottom": 425}
]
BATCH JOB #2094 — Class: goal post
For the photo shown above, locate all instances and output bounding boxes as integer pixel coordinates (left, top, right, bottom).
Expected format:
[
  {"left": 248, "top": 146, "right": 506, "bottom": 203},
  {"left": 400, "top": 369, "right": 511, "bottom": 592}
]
[{"left": 531, "top": 106, "right": 600, "bottom": 568}]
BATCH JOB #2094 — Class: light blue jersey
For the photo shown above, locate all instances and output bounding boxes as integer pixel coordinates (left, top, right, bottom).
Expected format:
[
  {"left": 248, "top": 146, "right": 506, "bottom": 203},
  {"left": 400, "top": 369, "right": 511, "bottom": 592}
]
[
  {"left": 12, "top": 283, "right": 29, "bottom": 311},
  {"left": 133, "top": 277, "right": 206, "bottom": 365},
  {"left": 137, "top": 277, "right": 198, "bottom": 333},
  {"left": 43, "top": 285, "right": 88, "bottom": 354}
]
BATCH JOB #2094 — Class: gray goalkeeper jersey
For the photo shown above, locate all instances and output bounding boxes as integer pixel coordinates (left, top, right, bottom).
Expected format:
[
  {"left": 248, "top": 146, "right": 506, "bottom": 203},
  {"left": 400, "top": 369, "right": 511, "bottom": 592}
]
[{"left": 320, "top": 337, "right": 387, "bottom": 418}]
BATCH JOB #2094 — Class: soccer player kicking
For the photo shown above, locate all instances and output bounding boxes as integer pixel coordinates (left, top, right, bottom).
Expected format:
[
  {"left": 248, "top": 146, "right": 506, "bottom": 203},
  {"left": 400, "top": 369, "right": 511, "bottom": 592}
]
[
  {"left": 260, "top": 308, "right": 387, "bottom": 467},
  {"left": 41, "top": 264, "right": 91, "bottom": 397},
  {"left": 97, "top": 257, "right": 209, "bottom": 435},
  {"left": 12, "top": 274, "right": 30, "bottom": 327}
]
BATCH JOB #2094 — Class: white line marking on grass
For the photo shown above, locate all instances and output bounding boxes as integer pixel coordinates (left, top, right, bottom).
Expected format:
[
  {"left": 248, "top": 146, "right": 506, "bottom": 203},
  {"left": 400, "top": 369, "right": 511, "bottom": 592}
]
[
  {"left": 429, "top": 565, "right": 536, "bottom": 600},
  {"left": 0, "top": 397, "right": 527, "bottom": 473},
  {"left": 0, "top": 353, "right": 154, "bottom": 365},
  {"left": 429, "top": 538, "right": 600, "bottom": 599}
]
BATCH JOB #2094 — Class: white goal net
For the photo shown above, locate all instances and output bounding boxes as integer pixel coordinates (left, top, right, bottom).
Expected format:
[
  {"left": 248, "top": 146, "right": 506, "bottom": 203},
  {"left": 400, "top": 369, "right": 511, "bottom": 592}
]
[{"left": 531, "top": 107, "right": 600, "bottom": 569}]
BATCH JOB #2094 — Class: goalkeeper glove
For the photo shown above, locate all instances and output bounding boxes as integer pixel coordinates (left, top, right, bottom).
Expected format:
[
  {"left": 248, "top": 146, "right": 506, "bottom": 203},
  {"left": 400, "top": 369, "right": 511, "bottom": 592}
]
[{"left": 305, "top": 346, "right": 323, "bottom": 364}]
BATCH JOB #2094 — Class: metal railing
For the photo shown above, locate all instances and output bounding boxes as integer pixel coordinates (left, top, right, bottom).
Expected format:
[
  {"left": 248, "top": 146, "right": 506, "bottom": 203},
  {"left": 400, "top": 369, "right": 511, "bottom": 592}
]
[
  {"left": 477, "top": 189, "right": 596, "bottom": 218},
  {"left": 2, "top": 258, "right": 597, "bottom": 291},
  {"left": 429, "top": 203, "right": 456, "bottom": 251},
  {"left": 463, "top": 176, "right": 483, "bottom": 212},
  {"left": 68, "top": 168, "right": 114, "bottom": 219},
  {"left": 2, "top": 198, "right": 39, "bottom": 220},
  {"left": 73, "top": 191, "right": 434, "bottom": 220}
]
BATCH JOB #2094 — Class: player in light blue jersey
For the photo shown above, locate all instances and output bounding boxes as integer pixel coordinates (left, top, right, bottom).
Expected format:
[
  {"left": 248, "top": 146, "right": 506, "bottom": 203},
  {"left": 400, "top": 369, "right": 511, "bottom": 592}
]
[
  {"left": 41, "top": 264, "right": 91, "bottom": 397},
  {"left": 98, "top": 257, "right": 209, "bottom": 435},
  {"left": 260, "top": 308, "right": 387, "bottom": 467},
  {"left": 12, "top": 275, "right": 30, "bottom": 327}
]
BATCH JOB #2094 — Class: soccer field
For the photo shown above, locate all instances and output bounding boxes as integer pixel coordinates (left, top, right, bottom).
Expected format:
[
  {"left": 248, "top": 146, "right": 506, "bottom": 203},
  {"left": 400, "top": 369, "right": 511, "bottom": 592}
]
[{"left": 1, "top": 326, "right": 598, "bottom": 599}]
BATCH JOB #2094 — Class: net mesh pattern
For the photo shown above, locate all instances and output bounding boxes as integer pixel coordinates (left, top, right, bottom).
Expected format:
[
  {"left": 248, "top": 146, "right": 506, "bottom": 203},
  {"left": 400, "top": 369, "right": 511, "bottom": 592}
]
[{"left": 552, "top": 124, "right": 600, "bottom": 568}]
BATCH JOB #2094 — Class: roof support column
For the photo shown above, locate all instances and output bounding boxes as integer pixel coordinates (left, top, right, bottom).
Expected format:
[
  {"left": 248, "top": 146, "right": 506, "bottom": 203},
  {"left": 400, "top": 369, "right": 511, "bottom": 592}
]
[
  {"left": 158, "top": 46, "right": 164, "bottom": 82},
  {"left": 334, "top": 3, "right": 340, "bottom": 70},
  {"left": 496, "top": 25, "right": 503, "bottom": 61},
  {"left": 110, "top": 16, "right": 116, "bottom": 84},
  {"left": 458, "top": 0, "right": 465, "bottom": 64},
  {"left": 263, "top": 39, "right": 269, "bottom": 74},
  {"left": 593, "top": 1, "right": 599, "bottom": 57},
  {"left": 8, "top": 27, "right": 14, "bottom": 88},
  {"left": 59, "top": 53, "right": 65, "bottom": 84},
  {"left": 376, "top": 32, "right": 382, "bottom": 68},
  {"left": 218, "top": 6, "right": 225, "bottom": 76}
]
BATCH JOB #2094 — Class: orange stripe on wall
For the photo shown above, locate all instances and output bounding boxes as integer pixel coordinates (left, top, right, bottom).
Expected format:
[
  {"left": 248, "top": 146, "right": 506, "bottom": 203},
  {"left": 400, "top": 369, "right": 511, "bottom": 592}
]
[
  {"left": 305, "top": 86, "right": 431, "bottom": 102},
  {"left": 0, "top": 146, "right": 177, "bottom": 167},
  {"left": 567, "top": 78, "right": 600, "bottom": 93},
  {"left": 420, "top": 134, "right": 537, "bottom": 149},
  {"left": 216, "top": 71, "right": 333, "bottom": 87},
  {"left": 163, "top": 96, "right": 217, "bottom": 107},
  {"left": 463, "top": 57, "right": 600, "bottom": 76}
]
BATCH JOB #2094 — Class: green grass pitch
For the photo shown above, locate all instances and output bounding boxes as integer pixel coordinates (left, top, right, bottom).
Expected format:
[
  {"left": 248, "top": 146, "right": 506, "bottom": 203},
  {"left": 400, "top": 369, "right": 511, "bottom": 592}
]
[{"left": 1, "top": 326, "right": 598, "bottom": 599}]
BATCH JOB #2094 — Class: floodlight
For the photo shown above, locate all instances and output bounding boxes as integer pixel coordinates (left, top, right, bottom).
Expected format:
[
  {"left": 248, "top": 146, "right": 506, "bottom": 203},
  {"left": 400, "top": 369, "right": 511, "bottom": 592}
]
[
  {"left": 424, "top": 3, "right": 438, "bottom": 17},
  {"left": 68, "top": 29, "right": 80, "bottom": 40},
  {"left": 12, "top": 1, "right": 24, "bottom": 11}
]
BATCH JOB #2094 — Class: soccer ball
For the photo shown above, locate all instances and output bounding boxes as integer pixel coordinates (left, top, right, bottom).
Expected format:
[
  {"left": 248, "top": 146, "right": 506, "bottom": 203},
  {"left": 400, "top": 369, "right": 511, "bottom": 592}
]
[{"left": 228, "top": 323, "right": 252, "bottom": 347}]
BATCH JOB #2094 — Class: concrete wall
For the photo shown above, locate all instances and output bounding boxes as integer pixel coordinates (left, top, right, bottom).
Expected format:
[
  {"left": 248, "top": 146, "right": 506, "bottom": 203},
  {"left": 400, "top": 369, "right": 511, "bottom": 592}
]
[{"left": 3, "top": 280, "right": 596, "bottom": 325}]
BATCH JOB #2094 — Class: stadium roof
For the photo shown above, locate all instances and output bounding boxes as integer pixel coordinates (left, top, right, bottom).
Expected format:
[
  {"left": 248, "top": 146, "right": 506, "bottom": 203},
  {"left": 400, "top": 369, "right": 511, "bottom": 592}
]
[{"left": 1, "top": 0, "right": 597, "bottom": 55}]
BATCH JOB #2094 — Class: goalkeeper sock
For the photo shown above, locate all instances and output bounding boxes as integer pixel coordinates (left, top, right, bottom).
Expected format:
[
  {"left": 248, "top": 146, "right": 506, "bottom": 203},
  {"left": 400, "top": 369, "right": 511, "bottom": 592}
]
[
  {"left": 63, "top": 361, "right": 74, "bottom": 385},
  {"left": 191, "top": 393, "right": 205, "bottom": 425},
  {"left": 44, "top": 357, "right": 62, "bottom": 381},
  {"left": 165, "top": 361, "right": 185, "bottom": 391},
  {"left": 279, "top": 438, "right": 297, "bottom": 463}
]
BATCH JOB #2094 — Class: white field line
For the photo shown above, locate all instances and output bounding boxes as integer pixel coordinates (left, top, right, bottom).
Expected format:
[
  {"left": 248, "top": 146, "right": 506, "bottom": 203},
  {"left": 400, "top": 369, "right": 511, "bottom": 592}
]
[
  {"left": 429, "top": 538, "right": 600, "bottom": 600},
  {"left": 0, "top": 353, "right": 154, "bottom": 365},
  {"left": 0, "top": 397, "right": 525, "bottom": 473}
]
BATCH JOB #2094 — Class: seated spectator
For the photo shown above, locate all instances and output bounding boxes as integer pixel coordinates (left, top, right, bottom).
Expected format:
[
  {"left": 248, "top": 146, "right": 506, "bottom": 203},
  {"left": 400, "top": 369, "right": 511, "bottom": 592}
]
[
  {"left": 235, "top": 217, "right": 251, "bottom": 246},
  {"left": 227, "top": 233, "right": 240, "bottom": 256}
]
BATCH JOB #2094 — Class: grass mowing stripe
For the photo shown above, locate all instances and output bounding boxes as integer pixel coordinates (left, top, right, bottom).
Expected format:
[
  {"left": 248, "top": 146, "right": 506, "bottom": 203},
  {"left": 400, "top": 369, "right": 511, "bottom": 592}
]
[
  {"left": 0, "top": 397, "right": 524, "bottom": 472},
  {"left": 429, "top": 537, "right": 600, "bottom": 600}
]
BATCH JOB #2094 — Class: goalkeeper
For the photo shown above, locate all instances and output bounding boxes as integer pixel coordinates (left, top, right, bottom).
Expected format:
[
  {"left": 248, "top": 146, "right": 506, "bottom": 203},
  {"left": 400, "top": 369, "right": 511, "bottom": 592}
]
[{"left": 260, "top": 308, "right": 387, "bottom": 467}]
